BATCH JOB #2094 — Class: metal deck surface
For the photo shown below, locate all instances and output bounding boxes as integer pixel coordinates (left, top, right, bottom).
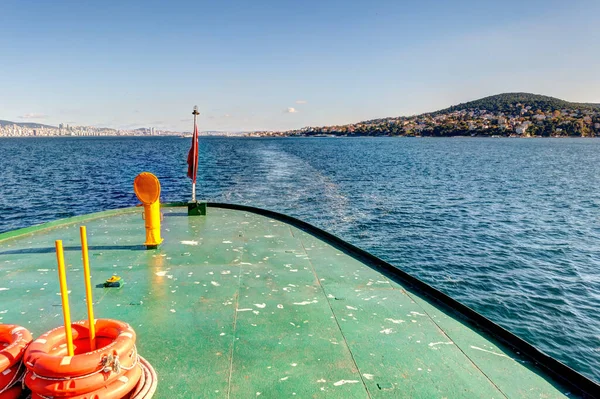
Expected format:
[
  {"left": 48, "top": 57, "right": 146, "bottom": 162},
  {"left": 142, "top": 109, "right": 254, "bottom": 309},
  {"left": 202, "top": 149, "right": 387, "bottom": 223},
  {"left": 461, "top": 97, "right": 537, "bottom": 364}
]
[{"left": 0, "top": 206, "right": 576, "bottom": 398}]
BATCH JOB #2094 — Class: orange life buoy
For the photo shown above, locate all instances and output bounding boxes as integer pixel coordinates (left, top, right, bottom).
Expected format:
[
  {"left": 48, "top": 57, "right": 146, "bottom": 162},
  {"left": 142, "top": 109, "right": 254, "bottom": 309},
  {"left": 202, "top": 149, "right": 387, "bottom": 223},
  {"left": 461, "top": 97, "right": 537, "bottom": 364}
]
[
  {"left": 24, "top": 319, "right": 136, "bottom": 378},
  {"left": 24, "top": 344, "right": 138, "bottom": 397},
  {"left": 30, "top": 364, "right": 142, "bottom": 399},
  {"left": 0, "top": 385, "right": 22, "bottom": 399},
  {"left": 0, "top": 365, "right": 19, "bottom": 390},
  {"left": 0, "top": 324, "right": 33, "bottom": 371},
  {"left": 71, "top": 364, "right": 142, "bottom": 399}
]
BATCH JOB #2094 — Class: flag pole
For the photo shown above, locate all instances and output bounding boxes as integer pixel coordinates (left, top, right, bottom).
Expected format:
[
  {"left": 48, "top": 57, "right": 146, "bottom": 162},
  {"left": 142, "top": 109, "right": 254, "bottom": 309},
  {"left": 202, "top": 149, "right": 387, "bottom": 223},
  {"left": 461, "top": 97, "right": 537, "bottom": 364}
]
[
  {"left": 187, "top": 105, "right": 204, "bottom": 215},
  {"left": 192, "top": 105, "right": 199, "bottom": 202}
]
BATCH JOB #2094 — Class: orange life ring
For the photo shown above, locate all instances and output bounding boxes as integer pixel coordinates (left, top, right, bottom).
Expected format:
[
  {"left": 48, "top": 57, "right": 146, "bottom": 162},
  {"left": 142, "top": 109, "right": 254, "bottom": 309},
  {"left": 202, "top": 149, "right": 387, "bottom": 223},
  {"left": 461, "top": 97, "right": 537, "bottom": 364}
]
[
  {"left": 0, "top": 385, "right": 22, "bottom": 399},
  {"left": 72, "top": 364, "right": 142, "bottom": 399},
  {"left": 24, "top": 344, "right": 137, "bottom": 397},
  {"left": 0, "top": 324, "right": 33, "bottom": 371},
  {"left": 0, "top": 365, "right": 19, "bottom": 390},
  {"left": 24, "top": 319, "right": 136, "bottom": 378},
  {"left": 30, "top": 365, "right": 142, "bottom": 399}
]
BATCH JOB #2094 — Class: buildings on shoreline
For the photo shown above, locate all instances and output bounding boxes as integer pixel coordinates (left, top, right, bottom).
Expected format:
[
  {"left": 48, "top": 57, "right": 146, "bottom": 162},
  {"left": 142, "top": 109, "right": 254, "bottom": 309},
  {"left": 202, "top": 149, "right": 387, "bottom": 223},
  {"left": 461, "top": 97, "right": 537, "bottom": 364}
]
[
  {"left": 259, "top": 106, "right": 600, "bottom": 138},
  {"left": 5, "top": 94, "right": 600, "bottom": 139},
  {"left": 251, "top": 94, "right": 600, "bottom": 138},
  {"left": 0, "top": 123, "right": 181, "bottom": 137}
]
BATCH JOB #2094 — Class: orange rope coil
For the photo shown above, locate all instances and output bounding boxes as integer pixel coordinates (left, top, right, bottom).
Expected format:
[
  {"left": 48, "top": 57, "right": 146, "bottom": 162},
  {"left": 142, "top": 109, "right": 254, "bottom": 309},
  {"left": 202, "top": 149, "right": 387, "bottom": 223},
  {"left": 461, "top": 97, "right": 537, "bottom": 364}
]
[{"left": 130, "top": 356, "right": 157, "bottom": 399}]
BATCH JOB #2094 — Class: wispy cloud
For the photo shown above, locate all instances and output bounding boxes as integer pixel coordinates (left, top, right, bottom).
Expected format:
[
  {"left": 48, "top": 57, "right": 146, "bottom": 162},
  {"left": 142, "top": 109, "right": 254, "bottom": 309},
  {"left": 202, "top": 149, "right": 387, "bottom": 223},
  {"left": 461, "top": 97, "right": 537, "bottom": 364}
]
[
  {"left": 285, "top": 107, "right": 298, "bottom": 113},
  {"left": 20, "top": 113, "right": 48, "bottom": 120},
  {"left": 295, "top": 100, "right": 307, "bottom": 104}
]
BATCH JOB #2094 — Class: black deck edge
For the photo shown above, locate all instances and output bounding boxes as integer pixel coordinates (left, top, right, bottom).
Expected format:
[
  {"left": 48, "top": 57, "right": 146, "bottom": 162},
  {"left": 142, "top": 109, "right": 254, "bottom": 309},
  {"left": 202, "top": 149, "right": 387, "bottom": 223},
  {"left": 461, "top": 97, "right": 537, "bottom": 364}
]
[{"left": 206, "top": 201, "right": 600, "bottom": 398}]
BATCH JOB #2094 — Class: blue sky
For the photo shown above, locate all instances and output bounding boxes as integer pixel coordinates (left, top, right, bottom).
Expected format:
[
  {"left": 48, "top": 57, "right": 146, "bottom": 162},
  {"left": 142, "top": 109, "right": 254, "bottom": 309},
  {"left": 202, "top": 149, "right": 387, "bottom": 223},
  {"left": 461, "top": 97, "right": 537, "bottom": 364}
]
[{"left": 1, "top": 0, "right": 599, "bottom": 131}]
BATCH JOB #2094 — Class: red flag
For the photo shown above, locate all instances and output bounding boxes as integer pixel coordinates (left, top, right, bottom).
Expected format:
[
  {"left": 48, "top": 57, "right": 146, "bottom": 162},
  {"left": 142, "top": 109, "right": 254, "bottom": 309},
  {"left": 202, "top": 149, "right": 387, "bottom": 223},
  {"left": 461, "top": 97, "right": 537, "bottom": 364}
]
[{"left": 186, "top": 120, "right": 198, "bottom": 183}]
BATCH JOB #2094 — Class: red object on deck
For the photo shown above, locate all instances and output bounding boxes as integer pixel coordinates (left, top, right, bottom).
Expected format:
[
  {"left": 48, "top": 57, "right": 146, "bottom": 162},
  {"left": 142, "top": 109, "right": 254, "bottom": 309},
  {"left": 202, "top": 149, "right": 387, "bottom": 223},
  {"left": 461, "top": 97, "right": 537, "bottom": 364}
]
[{"left": 186, "top": 121, "right": 199, "bottom": 183}]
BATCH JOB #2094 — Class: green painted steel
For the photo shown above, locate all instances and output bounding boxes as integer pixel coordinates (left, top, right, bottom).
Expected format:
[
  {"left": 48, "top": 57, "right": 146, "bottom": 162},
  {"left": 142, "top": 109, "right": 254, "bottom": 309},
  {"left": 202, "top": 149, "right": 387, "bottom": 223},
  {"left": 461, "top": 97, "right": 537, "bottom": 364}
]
[
  {"left": 0, "top": 207, "right": 139, "bottom": 243},
  {"left": 0, "top": 207, "right": 580, "bottom": 398},
  {"left": 188, "top": 201, "right": 207, "bottom": 216}
]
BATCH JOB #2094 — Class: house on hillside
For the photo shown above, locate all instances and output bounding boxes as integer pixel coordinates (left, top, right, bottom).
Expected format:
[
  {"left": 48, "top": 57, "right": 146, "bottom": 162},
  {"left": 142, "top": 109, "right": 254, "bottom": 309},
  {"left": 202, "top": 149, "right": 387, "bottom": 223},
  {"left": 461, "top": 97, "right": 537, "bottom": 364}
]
[{"left": 515, "top": 122, "right": 531, "bottom": 135}]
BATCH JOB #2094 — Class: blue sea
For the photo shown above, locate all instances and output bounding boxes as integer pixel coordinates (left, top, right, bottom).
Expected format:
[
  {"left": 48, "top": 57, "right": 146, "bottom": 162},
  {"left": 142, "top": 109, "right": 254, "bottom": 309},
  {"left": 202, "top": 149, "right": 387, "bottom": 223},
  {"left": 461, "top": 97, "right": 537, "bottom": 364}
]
[{"left": 1, "top": 136, "right": 599, "bottom": 382}]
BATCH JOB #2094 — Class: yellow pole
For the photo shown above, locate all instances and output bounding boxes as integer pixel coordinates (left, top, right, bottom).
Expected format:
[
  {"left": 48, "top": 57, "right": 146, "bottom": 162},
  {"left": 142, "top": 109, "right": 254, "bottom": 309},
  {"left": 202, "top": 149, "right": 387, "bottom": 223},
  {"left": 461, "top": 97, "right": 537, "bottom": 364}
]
[
  {"left": 55, "top": 240, "right": 74, "bottom": 357},
  {"left": 80, "top": 226, "right": 96, "bottom": 350}
]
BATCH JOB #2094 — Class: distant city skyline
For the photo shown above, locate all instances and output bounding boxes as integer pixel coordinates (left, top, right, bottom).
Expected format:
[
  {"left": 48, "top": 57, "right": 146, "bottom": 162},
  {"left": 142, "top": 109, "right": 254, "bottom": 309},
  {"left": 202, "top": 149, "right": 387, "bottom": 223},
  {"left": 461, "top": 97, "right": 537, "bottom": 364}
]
[{"left": 1, "top": 0, "right": 599, "bottom": 132}]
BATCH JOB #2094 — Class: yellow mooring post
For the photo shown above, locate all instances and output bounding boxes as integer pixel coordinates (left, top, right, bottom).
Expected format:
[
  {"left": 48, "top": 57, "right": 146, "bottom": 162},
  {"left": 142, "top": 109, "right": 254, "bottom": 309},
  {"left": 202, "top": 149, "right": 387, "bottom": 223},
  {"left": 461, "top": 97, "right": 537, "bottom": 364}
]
[
  {"left": 80, "top": 226, "right": 96, "bottom": 350},
  {"left": 55, "top": 240, "right": 74, "bottom": 356},
  {"left": 133, "top": 172, "right": 163, "bottom": 249}
]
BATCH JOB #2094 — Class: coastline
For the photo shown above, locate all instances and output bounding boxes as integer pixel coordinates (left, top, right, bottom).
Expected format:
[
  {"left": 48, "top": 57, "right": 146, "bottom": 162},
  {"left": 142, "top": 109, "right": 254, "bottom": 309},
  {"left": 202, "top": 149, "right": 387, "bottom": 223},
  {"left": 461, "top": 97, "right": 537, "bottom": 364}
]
[{"left": 2, "top": 135, "right": 600, "bottom": 139}]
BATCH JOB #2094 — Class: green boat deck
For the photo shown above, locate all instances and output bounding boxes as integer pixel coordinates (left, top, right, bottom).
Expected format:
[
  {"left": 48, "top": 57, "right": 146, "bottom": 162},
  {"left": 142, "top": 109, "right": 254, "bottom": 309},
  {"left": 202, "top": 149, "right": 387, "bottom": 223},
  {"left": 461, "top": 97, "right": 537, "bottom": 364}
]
[{"left": 0, "top": 206, "right": 580, "bottom": 398}]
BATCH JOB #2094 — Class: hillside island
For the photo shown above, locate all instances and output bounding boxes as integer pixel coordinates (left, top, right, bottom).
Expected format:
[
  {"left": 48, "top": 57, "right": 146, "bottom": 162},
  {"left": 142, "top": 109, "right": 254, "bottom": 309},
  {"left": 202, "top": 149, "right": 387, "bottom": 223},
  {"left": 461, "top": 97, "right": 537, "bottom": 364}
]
[
  {"left": 3, "top": 93, "right": 600, "bottom": 139},
  {"left": 250, "top": 93, "right": 600, "bottom": 138}
]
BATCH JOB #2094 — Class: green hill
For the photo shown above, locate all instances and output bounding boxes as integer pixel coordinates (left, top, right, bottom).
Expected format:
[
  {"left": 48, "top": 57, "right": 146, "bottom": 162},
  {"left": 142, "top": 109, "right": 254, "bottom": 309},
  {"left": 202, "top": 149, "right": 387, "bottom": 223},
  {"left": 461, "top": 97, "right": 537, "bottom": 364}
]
[
  {"left": 277, "top": 92, "right": 600, "bottom": 138},
  {"left": 0, "top": 120, "right": 57, "bottom": 129},
  {"left": 430, "top": 92, "right": 600, "bottom": 115}
]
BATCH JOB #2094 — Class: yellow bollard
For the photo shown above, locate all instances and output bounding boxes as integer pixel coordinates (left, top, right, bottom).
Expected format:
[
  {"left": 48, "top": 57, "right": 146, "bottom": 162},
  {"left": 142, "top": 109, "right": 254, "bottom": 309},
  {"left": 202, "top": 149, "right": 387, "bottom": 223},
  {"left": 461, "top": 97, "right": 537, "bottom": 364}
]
[
  {"left": 55, "top": 240, "right": 74, "bottom": 357},
  {"left": 133, "top": 172, "right": 163, "bottom": 249},
  {"left": 80, "top": 226, "right": 96, "bottom": 350}
]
